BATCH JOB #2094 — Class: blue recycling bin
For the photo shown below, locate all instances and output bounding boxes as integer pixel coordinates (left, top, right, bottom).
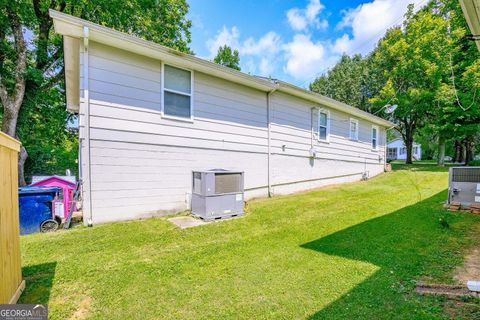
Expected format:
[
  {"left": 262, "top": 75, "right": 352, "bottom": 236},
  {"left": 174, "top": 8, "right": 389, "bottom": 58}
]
[{"left": 19, "top": 187, "right": 60, "bottom": 235}]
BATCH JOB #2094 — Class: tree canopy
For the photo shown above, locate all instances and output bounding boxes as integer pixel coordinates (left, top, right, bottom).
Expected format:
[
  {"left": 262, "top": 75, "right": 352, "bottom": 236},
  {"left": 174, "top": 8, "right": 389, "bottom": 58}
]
[
  {"left": 310, "top": 0, "right": 480, "bottom": 165},
  {"left": 0, "top": 0, "right": 192, "bottom": 184},
  {"left": 213, "top": 45, "right": 241, "bottom": 70}
]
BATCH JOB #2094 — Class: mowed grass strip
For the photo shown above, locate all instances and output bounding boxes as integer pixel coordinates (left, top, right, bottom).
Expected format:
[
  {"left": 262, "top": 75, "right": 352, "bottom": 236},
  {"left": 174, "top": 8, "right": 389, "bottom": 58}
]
[{"left": 20, "top": 164, "right": 480, "bottom": 319}]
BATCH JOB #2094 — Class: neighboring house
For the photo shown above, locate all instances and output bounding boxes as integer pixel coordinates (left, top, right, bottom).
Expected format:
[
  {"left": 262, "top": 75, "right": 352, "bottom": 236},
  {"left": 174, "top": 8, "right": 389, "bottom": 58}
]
[
  {"left": 50, "top": 11, "right": 394, "bottom": 225},
  {"left": 387, "top": 139, "right": 422, "bottom": 161}
]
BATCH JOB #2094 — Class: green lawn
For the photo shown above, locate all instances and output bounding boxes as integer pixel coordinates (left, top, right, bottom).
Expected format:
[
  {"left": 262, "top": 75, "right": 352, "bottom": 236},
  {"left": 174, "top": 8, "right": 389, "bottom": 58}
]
[{"left": 20, "top": 164, "right": 480, "bottom": 319}]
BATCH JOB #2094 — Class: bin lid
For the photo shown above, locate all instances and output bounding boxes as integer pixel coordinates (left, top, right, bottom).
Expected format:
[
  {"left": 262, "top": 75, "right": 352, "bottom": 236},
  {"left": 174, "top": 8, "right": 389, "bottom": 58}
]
[{"left": 19, "top": 186, "right": 61, "bottom": 195}]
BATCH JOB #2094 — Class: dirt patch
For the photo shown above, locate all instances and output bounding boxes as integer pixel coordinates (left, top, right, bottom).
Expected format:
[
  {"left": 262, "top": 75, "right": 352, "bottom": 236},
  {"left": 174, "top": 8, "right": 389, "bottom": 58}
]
[
  {"left": 415, "top": 283, "right": 476, "bottom": 298},
  {"left": 454, "top": 224, "right": 480, "bottom": 285},
  {"left": 69, "top": 296, "right": 92, "bottom": 320}
]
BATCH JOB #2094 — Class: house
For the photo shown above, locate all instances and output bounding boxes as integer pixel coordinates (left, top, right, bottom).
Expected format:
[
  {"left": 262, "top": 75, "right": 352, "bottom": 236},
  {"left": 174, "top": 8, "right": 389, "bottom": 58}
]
[
  {"left": 31, "top": 175, "right": 76, "bottom": 218},
  {"left": 387, "top": 139, "right": 422, "bottom": 161},
  {"left": 50, "top": 10, "right": 395, "bottom": 225}
]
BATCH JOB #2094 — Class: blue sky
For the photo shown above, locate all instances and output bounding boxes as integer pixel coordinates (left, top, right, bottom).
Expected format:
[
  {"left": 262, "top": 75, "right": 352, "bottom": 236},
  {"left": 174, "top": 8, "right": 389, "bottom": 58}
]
[{"left": 187, "top": 0, "right": 426, "bottom": 87}]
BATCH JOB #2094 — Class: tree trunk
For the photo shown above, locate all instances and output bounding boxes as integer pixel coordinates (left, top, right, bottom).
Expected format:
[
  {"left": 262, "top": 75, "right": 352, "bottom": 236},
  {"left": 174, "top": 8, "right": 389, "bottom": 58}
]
[
  {"left": 438, "top": 136, "right": 446, "bottom": 167},
  {"left": 453, "top": 140, "right": 462, "bottom": 163},
  {"left": 0, "top": 8, "right": 28, "bottom": 186},
  {"left": 462, "top": 138, "right": 468, "bottom": 165},
  {"left": 464, "top": 136, "right": 474, "bottom": 165},
  {"left": 404, "top": 132, "right": 414, "bottom": 165},
  {"left": 18, "top": 145, "right": 27, "bottom": 186}
]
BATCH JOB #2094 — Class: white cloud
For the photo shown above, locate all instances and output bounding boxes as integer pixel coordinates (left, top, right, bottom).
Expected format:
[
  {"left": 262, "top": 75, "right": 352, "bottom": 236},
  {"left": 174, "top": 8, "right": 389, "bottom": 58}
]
[
  {"left": 242, "top": 32, "right": 282, "bottom": 55},
  {"left": 333, "top": 0, "right": 426, "bottom": 55},
  {"left": 206, "top": 27, "right": 282, "bottom": 76},
  {"left": 206, "top": 26, "right": 240, "bottom": 57},
  {"left": 286, "top": 0, "right": 328, "bottom": 31},
  {"left": 283, "top": 34, "right": 335, "bottom": 81}
]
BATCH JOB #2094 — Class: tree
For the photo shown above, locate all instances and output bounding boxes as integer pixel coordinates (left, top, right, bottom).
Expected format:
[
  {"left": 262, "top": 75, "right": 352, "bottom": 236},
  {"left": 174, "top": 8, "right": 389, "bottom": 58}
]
[
  {"left": 310, "top": 54, "right": 384, "bottom": 113},
  {"left": 413, "top": 0, "right": 480, "bottom": 165},
  {"left": 0, "top": 0, "right": 192, "bottom": 185},
  {"left": 370, "top": 4, "right": 452, "bottom": 164},
  {"left": 213, "top": 45, "right": 241, "bottom": 70}
]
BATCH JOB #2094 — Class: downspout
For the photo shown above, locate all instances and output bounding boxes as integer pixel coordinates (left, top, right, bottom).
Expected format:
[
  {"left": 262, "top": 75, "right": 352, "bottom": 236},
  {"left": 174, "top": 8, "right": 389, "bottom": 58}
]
[
  {"left": 83, "top": 26, "right": 93, "bottom": 226},
  {"left": 384, "top": 125, "right": 395, "bottom": 171},
  {"left": 310, "top": 107, "right": 315, "bottom": 151},
  {"left": 267, "top": 82, "right": 279, "bottom": 197}
]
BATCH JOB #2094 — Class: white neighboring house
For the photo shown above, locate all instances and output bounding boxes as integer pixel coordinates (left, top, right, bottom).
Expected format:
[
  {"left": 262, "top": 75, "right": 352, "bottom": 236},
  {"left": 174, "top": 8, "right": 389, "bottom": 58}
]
[
  {"left": 50, "top": 11, "right": 394, "bottom": 225},
  {"left": 387, "top": 139, "right": 422, "bottom": 161}
]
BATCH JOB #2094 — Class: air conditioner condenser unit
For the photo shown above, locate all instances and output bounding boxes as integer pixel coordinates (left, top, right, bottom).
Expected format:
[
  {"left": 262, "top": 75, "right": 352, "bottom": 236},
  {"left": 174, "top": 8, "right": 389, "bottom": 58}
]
[
  {"left": 191, "top": 169, "right": 244, "bottom": 221},
  {"left": 448, "top": 167, "right": 480, "bottom": 206}
]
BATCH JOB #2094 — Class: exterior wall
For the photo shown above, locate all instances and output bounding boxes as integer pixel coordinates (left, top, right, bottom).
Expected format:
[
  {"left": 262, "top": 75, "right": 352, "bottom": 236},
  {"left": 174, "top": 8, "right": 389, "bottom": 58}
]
[
  {"left": 270, "top": 92, "right": 385, "bottom": 195},
  {"left": 79, "top": 41, "right": 387, "bottom": 224}
]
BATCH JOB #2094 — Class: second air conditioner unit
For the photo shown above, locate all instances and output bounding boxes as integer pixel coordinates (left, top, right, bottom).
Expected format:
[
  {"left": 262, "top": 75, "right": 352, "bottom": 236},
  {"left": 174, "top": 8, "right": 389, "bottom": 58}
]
[{"left": 448, "top": 166, "right": 480, "bottom": 206}]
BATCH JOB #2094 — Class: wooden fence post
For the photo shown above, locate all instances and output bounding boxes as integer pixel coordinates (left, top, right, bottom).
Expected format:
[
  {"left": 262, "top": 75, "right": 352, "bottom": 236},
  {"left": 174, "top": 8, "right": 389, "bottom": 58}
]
[{"left": 0, "top": 132, "right": 25, "bottom": 304}]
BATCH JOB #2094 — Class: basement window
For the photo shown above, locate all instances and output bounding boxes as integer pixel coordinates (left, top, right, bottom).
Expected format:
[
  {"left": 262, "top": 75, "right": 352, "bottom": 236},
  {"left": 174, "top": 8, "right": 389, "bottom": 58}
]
[{"left": 162, "top": 64, "right": 193, "bottom": 119}]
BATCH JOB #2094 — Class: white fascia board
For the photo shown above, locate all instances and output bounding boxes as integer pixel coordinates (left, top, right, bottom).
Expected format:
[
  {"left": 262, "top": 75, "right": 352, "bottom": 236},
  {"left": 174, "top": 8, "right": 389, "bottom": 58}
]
[
  {"left": 459, "top": 0, "right": 480, "bottom": 51},
  {"left": 50, "top": 10, "right": 275, "bottom": 92}
]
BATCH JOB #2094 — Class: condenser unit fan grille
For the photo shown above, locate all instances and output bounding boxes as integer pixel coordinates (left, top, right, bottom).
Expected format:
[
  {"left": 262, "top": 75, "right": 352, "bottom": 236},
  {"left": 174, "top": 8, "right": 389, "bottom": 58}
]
[
  {"left": 451, "top": 168, "right": 480, "bottom": 183},
  {"left": 215, "top": 173, "right": 242, "bottom": 194}
]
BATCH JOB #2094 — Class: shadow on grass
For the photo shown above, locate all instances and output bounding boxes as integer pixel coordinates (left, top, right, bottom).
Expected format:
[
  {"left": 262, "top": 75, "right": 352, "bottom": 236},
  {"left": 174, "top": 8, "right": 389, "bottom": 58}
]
[
  {"left": 19, "top": 262, "right": 57, "bottom": 305},
  {"left": 302, "top": 190, "right": 469, "bottom": 319}
]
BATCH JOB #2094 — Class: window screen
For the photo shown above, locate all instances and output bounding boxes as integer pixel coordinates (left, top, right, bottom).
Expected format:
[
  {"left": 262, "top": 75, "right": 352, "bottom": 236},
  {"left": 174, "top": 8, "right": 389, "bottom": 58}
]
[
  {"left": 372, "top": 127, "right": 377, "bottom": 149},
  {"left": 319, "top": 112, "right": 328, "bottom": 141},
  {"left": 215, "top": 173, "right": 242, "bottom": 194},
  {"left": 163, "top": 64, "right": 192, "bottom": 118}
]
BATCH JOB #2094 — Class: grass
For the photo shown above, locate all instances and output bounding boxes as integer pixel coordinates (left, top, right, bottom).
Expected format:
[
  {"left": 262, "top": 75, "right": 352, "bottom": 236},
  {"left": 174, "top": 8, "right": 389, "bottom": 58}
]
[{"left": 19, "top": 164, "right": 480, "bottom": 319}]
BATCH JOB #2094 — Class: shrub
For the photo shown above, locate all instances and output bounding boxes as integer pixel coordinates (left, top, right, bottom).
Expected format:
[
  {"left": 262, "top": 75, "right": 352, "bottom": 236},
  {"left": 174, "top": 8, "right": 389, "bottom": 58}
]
[{"left": 439, "top": 215, "right": 449, "bottom": 229}]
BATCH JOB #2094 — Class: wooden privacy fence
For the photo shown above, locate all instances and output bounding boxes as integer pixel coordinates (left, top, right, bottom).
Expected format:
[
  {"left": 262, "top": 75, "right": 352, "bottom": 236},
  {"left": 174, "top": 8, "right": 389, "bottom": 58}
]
[{"left": 0, "top": 132, "right": 24, "bottom": 304}]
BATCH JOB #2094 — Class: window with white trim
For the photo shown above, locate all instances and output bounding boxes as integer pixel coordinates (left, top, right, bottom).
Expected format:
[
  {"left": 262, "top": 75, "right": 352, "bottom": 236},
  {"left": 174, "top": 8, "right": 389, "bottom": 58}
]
[
  {"left": 400, "top": 147, "right": 406, "bottom": 155},
  {"left": 349, "top": 118, "right": 359, "bottom": 141},
  {"left": 371, "top": 125, "right": 378, "bottom": 150},
  {"left": 318, "top": 110, "right": 329, "bottom": 141},
  {"left": 163, "top": 64, "right": 192, "bottom": 119}
]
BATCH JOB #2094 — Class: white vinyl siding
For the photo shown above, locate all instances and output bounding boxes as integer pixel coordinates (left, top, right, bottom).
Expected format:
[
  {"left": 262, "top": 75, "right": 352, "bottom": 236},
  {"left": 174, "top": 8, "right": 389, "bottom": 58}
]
[
  {"left": 162, "top": 63, "right": 193, "bottom": 120},
  {"left": 79, "top": 41, "right": 387, "bottom": 224},
  {"left": 349, "top": 118, "right": 359, "bottom": 141},
  {"left": 371, "top": 125, "right": 378, "bottom": 150},
  {"left": 318, "top": 110, "right": 329, "bottom": 142}
]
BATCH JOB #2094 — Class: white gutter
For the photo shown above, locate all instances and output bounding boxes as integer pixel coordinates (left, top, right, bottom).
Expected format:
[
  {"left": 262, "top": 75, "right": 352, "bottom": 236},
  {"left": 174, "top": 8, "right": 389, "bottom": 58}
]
[{"left": 82, "top": 26, "right": 93, "bottom": 227}]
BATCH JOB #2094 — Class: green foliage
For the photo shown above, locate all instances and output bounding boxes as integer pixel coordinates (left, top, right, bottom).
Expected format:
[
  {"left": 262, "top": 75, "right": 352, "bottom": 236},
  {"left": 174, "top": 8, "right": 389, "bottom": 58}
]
[
  {"left": 0, "top": 0, "right": 192, "bottom": 181},
  {"left": 19, "top": 164, "right": 480, "bottom": 318},
  {"left": 311, "top": 0, "right": 480, "bottom": 165},
  {"left": 438, "top": 215, "right": 450, "bottom": 229},
  {"left": 213, "top": 45, "right": 241, "bottom": 70},
  {"left": 309, "top": 54, "right": 384, "bottom": 113}
]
